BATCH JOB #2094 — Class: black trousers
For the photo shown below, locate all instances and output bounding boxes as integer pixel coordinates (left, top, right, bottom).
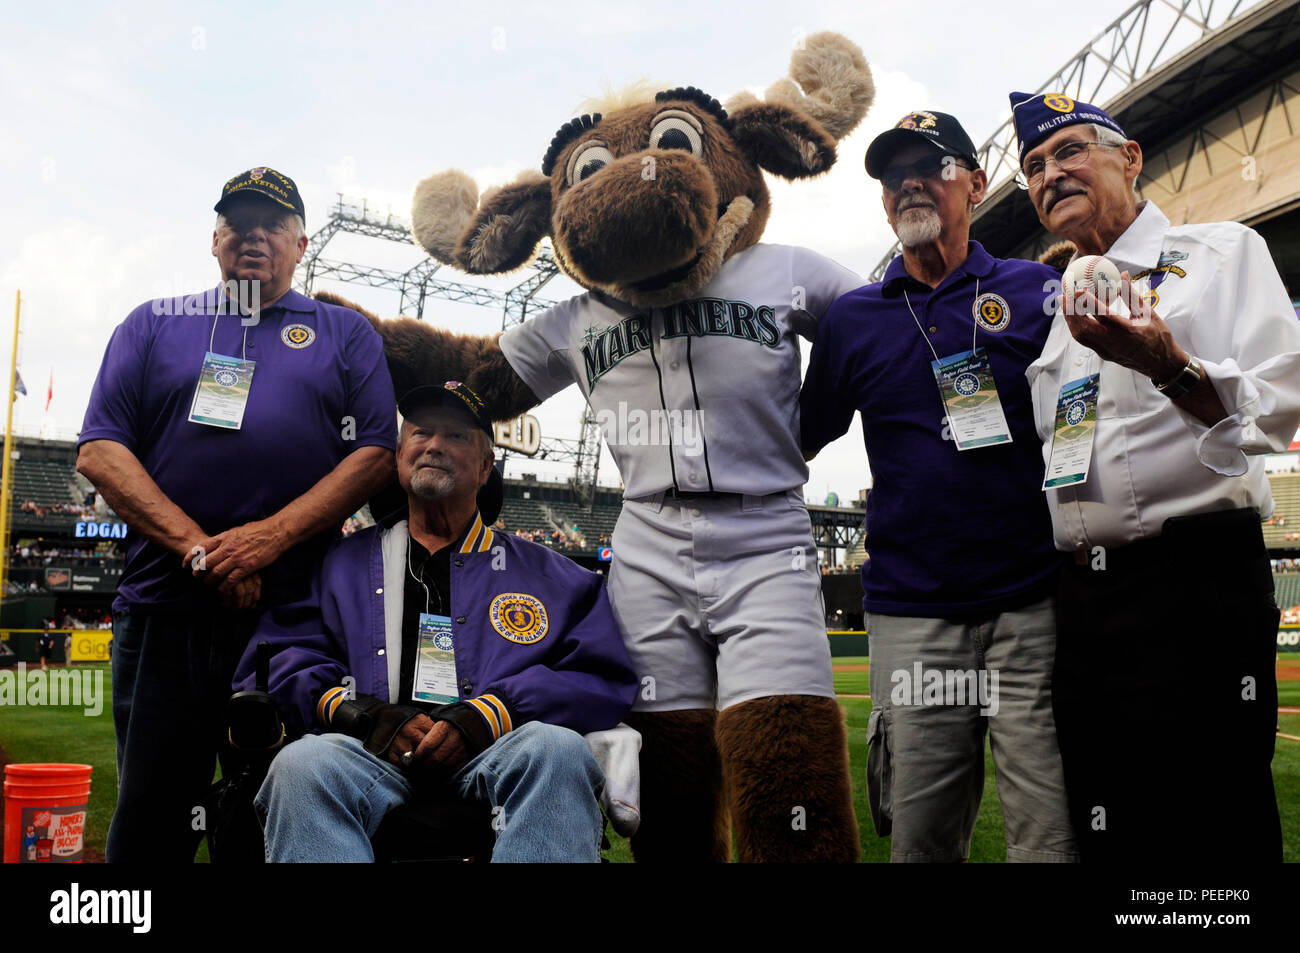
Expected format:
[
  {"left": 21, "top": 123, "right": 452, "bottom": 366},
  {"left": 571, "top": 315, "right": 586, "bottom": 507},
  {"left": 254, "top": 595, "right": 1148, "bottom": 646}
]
[
  {"left": 106, "top": 607, "right": 259, "bottom": 862},
  {"left": 1053, "top": 508, "right": 1282, "bottom": 863}
]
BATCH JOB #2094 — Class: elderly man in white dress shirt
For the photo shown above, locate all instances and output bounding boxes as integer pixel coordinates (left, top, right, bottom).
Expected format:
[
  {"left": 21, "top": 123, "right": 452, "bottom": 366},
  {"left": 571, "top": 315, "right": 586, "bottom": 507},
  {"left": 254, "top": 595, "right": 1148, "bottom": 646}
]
[{"left": 1010, "top": 90, "right": 1300, "bottom": 862}]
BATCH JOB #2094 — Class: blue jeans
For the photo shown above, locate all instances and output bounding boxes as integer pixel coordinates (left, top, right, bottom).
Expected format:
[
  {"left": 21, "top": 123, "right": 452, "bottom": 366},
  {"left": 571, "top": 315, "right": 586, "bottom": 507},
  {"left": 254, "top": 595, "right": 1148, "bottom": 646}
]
[
  {"left": 106, "top": 607, "right": 259, "bottom": 862},
  {"left": 255, "top": 723, "right": 605, "bottom": 862}
]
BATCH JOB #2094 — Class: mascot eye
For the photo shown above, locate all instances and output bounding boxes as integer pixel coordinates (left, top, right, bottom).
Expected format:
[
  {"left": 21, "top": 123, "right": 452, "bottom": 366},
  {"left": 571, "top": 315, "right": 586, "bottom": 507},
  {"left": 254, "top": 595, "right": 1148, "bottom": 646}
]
[
  {"left": 566, "top": 142, "right": 616, "bottom": 187},
  {"left": 649, "top": 111, "right": 704, "bottom": 156}
]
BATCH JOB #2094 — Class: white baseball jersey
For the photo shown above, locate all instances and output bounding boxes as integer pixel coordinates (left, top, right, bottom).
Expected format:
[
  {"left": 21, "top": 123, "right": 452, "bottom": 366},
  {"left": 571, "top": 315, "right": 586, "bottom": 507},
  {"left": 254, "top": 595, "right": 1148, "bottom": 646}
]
[{"left": 501, "top": 243, "right": 862, "bottom": 498}]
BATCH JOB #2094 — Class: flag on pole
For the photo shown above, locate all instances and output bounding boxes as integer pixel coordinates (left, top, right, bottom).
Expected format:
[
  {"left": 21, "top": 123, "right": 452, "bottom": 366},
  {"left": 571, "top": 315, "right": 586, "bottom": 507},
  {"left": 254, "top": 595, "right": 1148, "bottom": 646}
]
[
  {"left": 45, "top": 370, "right": 52, "bottom": 413},
  {"left": 14, "top": 371, "right": 26, "bottom": 397}
]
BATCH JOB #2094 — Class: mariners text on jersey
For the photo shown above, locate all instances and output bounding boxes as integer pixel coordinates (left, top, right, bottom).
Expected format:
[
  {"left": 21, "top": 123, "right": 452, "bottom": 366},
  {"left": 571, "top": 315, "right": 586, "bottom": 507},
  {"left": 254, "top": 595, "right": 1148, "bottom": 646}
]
[{"left": 582, "top": 299, "right": 780, "bottom": 389}]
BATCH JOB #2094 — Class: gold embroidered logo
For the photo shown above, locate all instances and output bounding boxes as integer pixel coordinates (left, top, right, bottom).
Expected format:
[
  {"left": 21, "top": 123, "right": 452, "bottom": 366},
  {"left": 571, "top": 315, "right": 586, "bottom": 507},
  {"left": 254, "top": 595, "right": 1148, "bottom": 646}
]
[
  {"left": 489, "top": 593, "right": 549, "bottom": 644},
  {"left": 281, "top": 324, "right": 315, "bottom": 349}
]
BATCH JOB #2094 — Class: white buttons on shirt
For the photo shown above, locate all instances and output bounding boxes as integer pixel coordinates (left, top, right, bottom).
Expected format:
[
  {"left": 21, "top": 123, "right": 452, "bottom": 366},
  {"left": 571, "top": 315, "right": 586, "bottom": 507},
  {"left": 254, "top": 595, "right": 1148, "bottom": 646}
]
[
  {"left": 375, "top": 588, "right": 383, "bottom": 594},
  {"left": 377, "top": 649, "right": 385, "bottom": 656},
  {"left": 691, "top": 508, "right": 702, "bottom": 518},
  {"left": 689, "top": 472, "right": 699, "bottom": 482},
  {"left": 670, "top": 361, "right": 680, "bottom": 370}
]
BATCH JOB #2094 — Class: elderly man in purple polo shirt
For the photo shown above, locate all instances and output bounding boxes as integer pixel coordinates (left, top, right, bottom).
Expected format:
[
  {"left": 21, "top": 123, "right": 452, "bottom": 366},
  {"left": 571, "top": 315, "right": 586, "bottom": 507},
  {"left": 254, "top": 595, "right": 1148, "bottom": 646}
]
[
  {"left": 77, "top": 167, "right": 397, "bottom": 861},
  {"left": 801, "top": 112, "right": 1077, "bottom": 863}
]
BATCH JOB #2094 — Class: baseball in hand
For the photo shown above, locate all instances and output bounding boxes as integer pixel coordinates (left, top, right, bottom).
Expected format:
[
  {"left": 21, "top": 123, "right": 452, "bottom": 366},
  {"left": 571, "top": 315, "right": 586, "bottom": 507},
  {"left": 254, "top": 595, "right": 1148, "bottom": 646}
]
[{"left": 1062, "top": 255, "right": 1122, "bottom": 305}]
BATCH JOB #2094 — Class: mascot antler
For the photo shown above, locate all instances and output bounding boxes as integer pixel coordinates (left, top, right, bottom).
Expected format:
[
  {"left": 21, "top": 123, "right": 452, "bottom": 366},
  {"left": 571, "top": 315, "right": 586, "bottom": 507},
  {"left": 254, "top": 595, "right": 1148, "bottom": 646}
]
[
  {"left": 412, "top": 33, "right": 873, "bottom": 284},
  {"left": 730, "top": 31, "right": 874, "bottom": 143}
]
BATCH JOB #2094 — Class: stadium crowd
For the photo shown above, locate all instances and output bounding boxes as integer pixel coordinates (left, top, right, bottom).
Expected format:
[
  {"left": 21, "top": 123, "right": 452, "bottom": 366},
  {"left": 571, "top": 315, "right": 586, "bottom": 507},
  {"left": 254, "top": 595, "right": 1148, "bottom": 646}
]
[{"left": 19, "top": 499, "right": 99, "bottom": 520}]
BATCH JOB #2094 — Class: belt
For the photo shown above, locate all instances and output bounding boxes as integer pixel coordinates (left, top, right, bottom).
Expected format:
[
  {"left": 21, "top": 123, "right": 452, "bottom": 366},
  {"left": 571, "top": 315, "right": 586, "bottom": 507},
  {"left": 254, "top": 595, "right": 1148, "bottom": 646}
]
[
  {"left": 1067, "top": 507, "right": 1264, "bottom": 573},
  {"left": 663, "top": 488, "right": 747, "bottom": 502}
]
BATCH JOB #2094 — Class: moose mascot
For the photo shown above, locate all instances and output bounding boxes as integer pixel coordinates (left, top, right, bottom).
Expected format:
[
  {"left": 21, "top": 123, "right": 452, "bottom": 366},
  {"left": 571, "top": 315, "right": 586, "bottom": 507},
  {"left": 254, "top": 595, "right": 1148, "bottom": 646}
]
[{"left": 333, "top": 32, "right": 874, "bottom": 862}]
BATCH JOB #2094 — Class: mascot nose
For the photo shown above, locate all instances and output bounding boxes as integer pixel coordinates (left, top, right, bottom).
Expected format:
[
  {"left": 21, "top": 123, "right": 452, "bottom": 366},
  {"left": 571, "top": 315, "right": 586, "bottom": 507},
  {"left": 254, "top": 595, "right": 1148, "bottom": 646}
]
[{"left": 554, "top": 150, "right": 719, "bottom": 286}]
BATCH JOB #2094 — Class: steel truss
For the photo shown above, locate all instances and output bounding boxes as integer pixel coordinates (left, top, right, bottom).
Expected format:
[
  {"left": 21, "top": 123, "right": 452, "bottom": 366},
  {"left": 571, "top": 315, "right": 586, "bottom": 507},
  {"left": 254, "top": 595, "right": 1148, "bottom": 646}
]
[
  {"left": 297, "top": 196, "right": 603, "bottom": 501},
  {"left": 869, "top": 0, "right": 1270, "bottom": 279}
]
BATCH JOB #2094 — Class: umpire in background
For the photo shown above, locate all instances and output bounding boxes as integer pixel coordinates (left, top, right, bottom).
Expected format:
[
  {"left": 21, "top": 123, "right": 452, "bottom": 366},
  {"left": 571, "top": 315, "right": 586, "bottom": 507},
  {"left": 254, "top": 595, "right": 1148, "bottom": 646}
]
[
  {"left": 77, "top": 168, "right": 397, "bottom": 861},
  {"left": 1012, "top": 91, "right": 1300, "bottom": 861}
]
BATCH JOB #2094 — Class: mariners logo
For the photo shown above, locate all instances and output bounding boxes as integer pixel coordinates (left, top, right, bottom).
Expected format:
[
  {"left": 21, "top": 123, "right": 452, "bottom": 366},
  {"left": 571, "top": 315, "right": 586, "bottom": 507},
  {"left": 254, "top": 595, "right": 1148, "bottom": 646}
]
[
  {"left": 281, "top": 324, "right": 315, "bottom": 349},
  {"left": 954, "top": 373, "right": 980, "bottom": 397},
  {"left": 1043, "top": 93, "right": 1075, "bottom": 113},
  {"left": 1066, "top": 399, "right": 1087, "bottom": 427},
  {"left": 433, "top": 631, "right": 454, "bottom": 652},
  {"left": 214, "top": 369, "right": 239, "bottom": 388},
  {"left": 973, "top": 293, "right": 1010, "bottom": 332},
  {"left": 489, "top": 593, "right": 549, "bottom": 645}
]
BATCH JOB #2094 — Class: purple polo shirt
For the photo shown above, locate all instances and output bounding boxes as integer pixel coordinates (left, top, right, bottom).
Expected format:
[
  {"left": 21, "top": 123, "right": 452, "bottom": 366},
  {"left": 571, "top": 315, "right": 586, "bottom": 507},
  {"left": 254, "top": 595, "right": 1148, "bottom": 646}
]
[
  {"left": 80, "top": 287, "right": 396, "bottom": 612},
  {"left": 800, "top": 242, "right": 1059, "bottom": 617}
]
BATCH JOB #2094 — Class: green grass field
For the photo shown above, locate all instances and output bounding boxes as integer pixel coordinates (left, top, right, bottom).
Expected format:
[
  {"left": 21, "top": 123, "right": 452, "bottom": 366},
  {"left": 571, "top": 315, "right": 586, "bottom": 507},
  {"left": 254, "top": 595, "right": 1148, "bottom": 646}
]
[{"left": 3, "top": 658, "right": 1298, "bottom": 863}]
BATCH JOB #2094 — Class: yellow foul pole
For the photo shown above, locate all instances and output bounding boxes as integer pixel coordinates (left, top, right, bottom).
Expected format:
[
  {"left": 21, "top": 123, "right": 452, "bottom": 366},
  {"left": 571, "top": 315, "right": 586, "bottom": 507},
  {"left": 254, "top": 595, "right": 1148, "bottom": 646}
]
[{"left": 0, "top": 290, "right": 21, "bottom": 610}]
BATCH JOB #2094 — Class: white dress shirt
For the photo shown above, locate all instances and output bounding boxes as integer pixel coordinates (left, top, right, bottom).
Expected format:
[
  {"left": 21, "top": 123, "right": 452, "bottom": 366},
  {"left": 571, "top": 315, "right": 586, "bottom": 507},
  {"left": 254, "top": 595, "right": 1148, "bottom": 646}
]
[{"left": 1026, "top": 201, "right": 1300, "bottom": 551}]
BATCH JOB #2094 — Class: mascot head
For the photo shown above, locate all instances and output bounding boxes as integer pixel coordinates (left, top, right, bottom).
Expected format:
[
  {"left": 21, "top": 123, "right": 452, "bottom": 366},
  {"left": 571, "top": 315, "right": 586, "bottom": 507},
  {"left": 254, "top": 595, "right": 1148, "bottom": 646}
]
[{"left": 411, "top": 32, "right": 873, "bottom": 309}]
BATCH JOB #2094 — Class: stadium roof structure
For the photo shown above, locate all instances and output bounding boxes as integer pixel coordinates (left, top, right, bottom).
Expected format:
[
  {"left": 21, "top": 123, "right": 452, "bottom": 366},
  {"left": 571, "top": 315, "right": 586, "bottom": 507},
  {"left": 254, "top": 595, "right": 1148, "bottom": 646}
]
[
  {"left": 869, "top": 0, "right": 1300, "bottom": 286},
  {"left": 295, "top": 196, "right": 607, "bottom": 505},
  {"left": 296, "top": 196, "right": 559, "bottom": 329}
]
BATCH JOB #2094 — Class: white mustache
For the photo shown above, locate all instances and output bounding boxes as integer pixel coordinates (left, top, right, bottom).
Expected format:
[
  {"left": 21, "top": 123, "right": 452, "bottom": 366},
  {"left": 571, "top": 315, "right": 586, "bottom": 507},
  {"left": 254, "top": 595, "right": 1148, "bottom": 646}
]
[{"left": 898, "top": 197, "right": 937, "bottom": 212}]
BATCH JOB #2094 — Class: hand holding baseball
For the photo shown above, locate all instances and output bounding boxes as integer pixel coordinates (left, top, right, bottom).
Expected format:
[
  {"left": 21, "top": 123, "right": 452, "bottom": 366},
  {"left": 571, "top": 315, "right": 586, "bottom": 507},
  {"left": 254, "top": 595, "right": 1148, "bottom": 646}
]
[{"left": 1058, "top": 269, "right": 1188, "bottom": 381}]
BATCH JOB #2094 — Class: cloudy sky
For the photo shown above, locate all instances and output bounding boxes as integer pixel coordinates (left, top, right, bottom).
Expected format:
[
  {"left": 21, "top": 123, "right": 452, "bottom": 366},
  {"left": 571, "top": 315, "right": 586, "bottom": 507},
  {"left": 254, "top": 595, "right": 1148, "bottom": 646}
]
[{"left": 3, "top": 0, "right": 1168, "bottom": 505}]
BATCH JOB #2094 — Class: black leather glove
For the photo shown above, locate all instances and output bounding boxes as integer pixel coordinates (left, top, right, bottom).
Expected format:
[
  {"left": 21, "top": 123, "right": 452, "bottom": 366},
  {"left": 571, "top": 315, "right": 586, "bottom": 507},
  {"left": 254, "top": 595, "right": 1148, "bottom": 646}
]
[{"left": 330, "top": 694, "right": 428, "bottom": 759}]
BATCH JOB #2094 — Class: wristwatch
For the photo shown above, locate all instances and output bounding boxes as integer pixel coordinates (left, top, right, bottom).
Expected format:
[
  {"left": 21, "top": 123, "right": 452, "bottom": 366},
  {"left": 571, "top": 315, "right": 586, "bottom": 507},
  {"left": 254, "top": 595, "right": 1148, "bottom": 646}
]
[{"left": 1152, "top": 355, "right": 1203, "bottom": 401}]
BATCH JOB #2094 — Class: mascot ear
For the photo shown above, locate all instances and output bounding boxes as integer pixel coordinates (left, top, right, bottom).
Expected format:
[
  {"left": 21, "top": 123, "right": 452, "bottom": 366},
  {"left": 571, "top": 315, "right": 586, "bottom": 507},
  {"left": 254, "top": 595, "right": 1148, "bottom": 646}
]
[
  {"left": 412, "top": 170, "right": 552, "bottom": 274},
  {"left": 726, "top": 31, "right": 874, "bottom": 181},
  {"left": 729, "top": 102, "right": 837, "bottom": 180}
]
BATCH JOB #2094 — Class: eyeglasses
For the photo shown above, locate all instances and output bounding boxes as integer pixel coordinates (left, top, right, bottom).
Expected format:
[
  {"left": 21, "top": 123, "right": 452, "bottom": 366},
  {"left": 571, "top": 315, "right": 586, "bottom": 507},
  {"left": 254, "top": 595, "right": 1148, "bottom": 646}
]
[
  {"left": 880, "top": 155, "right": 971, "bottom": 192},
  {"left": 1017, "top": 140, "right": 1120, "bottom": 190}
]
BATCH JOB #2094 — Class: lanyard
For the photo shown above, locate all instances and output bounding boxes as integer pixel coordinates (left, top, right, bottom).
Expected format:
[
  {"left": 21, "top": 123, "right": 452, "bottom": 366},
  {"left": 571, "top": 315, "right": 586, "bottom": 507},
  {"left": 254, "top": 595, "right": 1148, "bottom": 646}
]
[
  {"left": 903, "top": 277, "right": 980, "bottom": 364},
  {"left": 406, "top": 539, "right": 444, "bottom": 615},
  {"left": 208, "top": 292, "right": 249, "bottom": 361}
]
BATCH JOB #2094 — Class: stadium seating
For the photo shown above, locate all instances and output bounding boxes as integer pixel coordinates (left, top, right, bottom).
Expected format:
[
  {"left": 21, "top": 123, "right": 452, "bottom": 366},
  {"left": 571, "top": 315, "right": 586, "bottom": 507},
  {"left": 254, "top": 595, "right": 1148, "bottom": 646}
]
[
  {"left": 13, "top": 457, "right": 85, "bottom": 509},
  {"left": 1264, "top": 472, "right": 1300, "bottom": 549},
  {"left": 1274, "top": 572, "right": 1300, "bottom": 610}
]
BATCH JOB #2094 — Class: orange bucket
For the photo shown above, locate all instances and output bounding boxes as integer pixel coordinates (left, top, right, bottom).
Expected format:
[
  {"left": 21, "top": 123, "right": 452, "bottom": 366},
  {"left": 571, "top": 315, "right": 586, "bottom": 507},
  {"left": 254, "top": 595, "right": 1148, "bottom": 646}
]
[{"left": 3, "top": 764, "right": 92, "bottom": 863}]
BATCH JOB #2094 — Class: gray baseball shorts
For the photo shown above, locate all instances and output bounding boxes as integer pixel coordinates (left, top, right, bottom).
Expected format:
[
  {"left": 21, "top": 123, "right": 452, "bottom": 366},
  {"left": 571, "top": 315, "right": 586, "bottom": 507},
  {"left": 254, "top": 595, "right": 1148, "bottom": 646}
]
[
  {"left": 865, "top": 597, "right": 1078, "bottom": 863},
  {"left": 609, "top": 489, "right": 835, "bottom": 712}
]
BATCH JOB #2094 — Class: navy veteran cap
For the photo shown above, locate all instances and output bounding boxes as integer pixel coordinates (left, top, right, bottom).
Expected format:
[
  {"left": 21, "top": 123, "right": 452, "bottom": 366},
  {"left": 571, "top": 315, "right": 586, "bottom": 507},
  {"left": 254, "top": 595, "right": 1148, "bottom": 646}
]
[
  {"left": 398, "top": 381, "right": 494, "bottom": 439},
  {"left": 1009, "top": 92, "right": 1126, "bottom": 161},
  {"left": 214, "top": 167, "right": 306, "bottom": 223},
  {"left": 865, "top": 110, "right": 979, "bottom": 179}
]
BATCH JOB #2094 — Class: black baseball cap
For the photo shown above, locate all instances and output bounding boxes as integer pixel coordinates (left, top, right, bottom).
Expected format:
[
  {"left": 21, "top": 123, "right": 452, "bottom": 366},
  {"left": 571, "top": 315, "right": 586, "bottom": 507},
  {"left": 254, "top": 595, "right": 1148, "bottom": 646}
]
[
  {"left": 865, "top": 111, "right": 979, "bottom": 179},
  {"left": 372, "top": 381, "right": 503, "bottom": 528},
  {"left": 398, "top": 381, "right": 494, "bottom": 439},
  {"left": 214, "top": 167, "right": 306, "bottom": 224}
]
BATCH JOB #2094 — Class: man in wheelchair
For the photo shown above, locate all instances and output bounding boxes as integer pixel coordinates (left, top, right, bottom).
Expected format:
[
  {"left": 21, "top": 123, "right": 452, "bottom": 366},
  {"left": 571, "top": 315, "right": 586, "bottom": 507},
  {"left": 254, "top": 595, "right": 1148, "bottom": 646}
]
[{"left": 231, "top": 382, "right": 638, "bottom": 861}]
